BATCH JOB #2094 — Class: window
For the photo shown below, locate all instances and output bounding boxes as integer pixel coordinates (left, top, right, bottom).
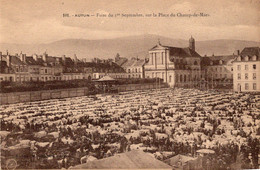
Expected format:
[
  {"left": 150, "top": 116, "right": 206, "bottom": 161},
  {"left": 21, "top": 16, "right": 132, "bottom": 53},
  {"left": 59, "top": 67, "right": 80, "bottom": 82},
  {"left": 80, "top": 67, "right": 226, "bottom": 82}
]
[
  {"left": 245, "top": 65, "right": 248, "bottom": 70},
  {"left": 224, "top": 74, "right": 227, "bottom": 78},
  {"left": 253, "top": 73, "right": 256, "bottom": 80},
  {"left": 180, "top": 75, "right": 183, "bottom": 82},
  {"left": 237, "top": 65, "right": 241, "bottom": 71},
  {"left": 237, "top": 83, "right": 241, "bottom": 91},
  {"left": 220, "top": 67, "right": 222, "bottom": 72},
  {"left": 176, "top": 74, "right": 178, "bottom": 82},
  {"left": 184, "top": 75, "right": 186, "bottom": 82},
  {"left": 220, "top": 74, "right": 222, "bottom": 78},
  {"left": 45, "top": 69, "right": 47, "bottom": 73},
  {"left": 253, "top": 64, "right": 256, "bottom": 69},
  {"left": 253, "top": 83, "right": 257, "bottom": 90},
  {"left": 152, "top": 73, "right": 154, "bottom": 78},
  {"left": 245, "top": 73, "right": 248, "bottom": 80},
  {"left": 162, "top": 52, "right": 164, "bottom": 64},
  {"left": 238, "top": 73, "right": 241, "bottom": 80},
  {"left": 151, "top": 53, "right": 154, "bottom": 65},
  {"left": 231, "top": 67, "right": 233, "bottom": 71},
  {"left": 128, "top": 69, "right": 130, "bottom": 73},
  {"left": 162, "top": 72, "right": 164, "bottom": 79},
  {"left": 169, "top": 75, "right": 172, "bottom": 82},
  {"left": 245, "top": 83, "right": 249, "bottom": 90}
]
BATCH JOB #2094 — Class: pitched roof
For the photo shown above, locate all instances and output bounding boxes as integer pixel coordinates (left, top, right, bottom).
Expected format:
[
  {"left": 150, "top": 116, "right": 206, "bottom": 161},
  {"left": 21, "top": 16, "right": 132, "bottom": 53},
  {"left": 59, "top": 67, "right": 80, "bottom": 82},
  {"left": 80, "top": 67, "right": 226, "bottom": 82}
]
[
  {"left": 164, "top": 154, "right": 197, "bottom": 167},
  {"left": 96, "top": 75, "right": 116, "bottom": 81},
  {"left": 115, "top": 57, "right": 128, "bottom": 66},
  {"left": 133, "top": 59, "right": 145, "bottom": 67},
  {"left": 150, "top": 44, "right": 201, "bottom": 58},
  {"left": 240, "top": 47, "right": 260, "bottom": 57},
  {"left": 70, "top": 150, "right": 172, "bottom": 169},
  {"left": 234, "top": 47, "right": 260, "bottom": 62},
  {"left": 2, "top": 55, "right": 26, "bottom": 65},
  {"left": 204, "top": 55, "right": 236, "bottom": 65}
]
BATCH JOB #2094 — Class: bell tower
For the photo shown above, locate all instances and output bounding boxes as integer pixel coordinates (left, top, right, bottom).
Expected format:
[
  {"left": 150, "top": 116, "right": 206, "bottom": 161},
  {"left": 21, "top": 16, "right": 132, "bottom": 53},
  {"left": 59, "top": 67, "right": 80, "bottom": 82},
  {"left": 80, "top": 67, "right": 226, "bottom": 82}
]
[{"left": 189, "top": 36, "right": 195, "bottom": 51}]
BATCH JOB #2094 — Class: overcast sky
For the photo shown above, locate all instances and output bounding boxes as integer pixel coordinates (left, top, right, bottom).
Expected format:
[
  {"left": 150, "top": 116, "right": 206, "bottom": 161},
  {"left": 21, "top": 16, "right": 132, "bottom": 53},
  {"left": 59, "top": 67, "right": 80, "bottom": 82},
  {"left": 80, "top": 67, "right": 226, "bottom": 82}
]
[{"left": 0, "top": 0, "right": 259, "bottom": 44}]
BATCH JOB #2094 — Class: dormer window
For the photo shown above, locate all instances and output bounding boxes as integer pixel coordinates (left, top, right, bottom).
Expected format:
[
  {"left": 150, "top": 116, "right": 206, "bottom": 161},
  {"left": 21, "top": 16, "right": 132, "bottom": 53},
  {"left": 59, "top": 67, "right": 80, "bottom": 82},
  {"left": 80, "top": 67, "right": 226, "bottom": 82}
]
[
  {"left": 245, "top": 56, "right": 249, "bottom": 61},
  {"left": 210, "top": 61, "right": 213, "bottom": 65},
  {"left": 219, "top": 60, "right": 223, "bottom": 65},
  {"left": 237, "top": 56, "right": 241, "bottom": 61},
  {"left": 252, "top": 55, "right": 257, "bottom": 61}
]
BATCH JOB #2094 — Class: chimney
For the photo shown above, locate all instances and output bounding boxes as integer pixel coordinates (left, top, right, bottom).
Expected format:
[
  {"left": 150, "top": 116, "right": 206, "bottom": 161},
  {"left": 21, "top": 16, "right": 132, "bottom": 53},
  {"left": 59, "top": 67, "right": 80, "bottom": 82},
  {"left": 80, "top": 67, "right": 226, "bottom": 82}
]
[
  {"left": 62, "top": 55, "right": 66, "bottom": 64},
  {"left": 42, "top": 52, "right": 47, "bottom": 61},
  {"left": 33, "top": 54, "right": 38, "bottom": 61},
  {"left": 74, "top": 54, "right": 78, "bottom": 65},
  {"left": 6, "top": 54, "right": 11, "bottom": 67},
  {"left": 237, "top": 50, "right": 240, "bottom": 55}
]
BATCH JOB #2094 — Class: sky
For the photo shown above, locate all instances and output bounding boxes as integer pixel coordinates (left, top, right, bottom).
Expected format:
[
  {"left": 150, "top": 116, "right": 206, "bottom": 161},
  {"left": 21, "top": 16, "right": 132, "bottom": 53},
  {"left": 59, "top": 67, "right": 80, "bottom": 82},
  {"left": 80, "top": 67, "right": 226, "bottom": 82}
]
[{"left": 0, "top": 0, "right": 259, "bottom": 44}]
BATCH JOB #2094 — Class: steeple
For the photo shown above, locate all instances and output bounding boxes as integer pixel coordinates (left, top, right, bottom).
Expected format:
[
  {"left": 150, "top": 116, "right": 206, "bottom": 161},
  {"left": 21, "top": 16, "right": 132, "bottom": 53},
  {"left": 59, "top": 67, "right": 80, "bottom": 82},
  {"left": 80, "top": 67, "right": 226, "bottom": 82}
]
[{"left": 189, "top": 36, "right": 195, "bottom": 51}]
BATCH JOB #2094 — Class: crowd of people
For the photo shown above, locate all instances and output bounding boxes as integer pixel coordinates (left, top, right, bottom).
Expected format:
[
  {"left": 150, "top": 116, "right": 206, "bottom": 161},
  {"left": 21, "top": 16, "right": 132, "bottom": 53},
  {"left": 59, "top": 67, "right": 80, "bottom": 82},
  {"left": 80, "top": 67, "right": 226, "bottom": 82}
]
[{"left": 0, "top": 88, "right": 259, "bottom": 169}]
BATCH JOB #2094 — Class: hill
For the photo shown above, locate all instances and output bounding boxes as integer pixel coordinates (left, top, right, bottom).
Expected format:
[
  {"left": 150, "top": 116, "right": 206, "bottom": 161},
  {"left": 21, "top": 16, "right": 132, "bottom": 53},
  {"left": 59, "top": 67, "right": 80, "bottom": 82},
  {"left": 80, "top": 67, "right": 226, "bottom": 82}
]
[{"left": 1, "top": 34, "right": 259, "bottom": 60}]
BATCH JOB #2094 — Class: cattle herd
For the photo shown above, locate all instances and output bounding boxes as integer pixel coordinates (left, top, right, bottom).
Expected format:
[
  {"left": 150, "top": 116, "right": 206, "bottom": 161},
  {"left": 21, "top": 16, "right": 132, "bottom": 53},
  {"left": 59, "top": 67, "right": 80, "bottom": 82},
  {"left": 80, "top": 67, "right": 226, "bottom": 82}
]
[{"left": 0, "top": 88, "right": 259, "bottom": 169}]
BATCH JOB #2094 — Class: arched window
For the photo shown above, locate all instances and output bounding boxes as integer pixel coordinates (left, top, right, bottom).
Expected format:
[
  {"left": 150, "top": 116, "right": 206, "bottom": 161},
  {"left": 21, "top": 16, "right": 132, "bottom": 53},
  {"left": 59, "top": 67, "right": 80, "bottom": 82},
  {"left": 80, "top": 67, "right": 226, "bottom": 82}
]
[
  {"left": 245, "top": 56, "right": 249, "bottom": 61},
  {"left": 180, "top": 75, "right": 183, "bottom": 82},
  {"left": 252, "top": 55, "right": 257, "bottom": 61},
  {"left": 169, "top": 75, "right": 172, "bottom": 82},
  {"left": 237, "top": 56, "right": 241, "bottom": 61}
]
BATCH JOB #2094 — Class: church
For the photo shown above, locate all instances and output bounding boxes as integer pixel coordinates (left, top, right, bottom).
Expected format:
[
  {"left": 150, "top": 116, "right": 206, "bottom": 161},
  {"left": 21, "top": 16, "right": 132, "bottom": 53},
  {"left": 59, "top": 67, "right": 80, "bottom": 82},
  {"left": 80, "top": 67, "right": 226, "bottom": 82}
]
[{"left": 144, "top": 37, "right": 202, "bottom": 87}]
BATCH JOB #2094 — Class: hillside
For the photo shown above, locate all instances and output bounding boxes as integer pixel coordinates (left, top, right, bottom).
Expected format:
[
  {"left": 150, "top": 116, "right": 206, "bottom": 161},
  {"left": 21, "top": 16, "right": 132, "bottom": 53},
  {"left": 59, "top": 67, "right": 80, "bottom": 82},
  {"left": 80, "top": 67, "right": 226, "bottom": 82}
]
[{"left": 1, "top": 34, "right": 259, "bottom": 60}]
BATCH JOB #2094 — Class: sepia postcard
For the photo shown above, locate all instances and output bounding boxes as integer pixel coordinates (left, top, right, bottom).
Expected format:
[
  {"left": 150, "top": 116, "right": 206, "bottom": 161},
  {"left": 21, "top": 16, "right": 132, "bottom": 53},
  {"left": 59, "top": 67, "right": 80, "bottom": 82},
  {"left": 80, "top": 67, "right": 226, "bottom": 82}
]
[{"left": 0, "top": 0, "right": 259, "bottom": 169}]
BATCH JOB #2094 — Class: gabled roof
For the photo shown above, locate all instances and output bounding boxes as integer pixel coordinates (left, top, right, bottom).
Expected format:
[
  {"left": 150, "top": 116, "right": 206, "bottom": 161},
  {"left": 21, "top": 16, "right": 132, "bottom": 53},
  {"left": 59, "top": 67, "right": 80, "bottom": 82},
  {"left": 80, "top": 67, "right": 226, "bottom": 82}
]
[{"left": 70, "top": 150, "right": 172, "bottom": 169}]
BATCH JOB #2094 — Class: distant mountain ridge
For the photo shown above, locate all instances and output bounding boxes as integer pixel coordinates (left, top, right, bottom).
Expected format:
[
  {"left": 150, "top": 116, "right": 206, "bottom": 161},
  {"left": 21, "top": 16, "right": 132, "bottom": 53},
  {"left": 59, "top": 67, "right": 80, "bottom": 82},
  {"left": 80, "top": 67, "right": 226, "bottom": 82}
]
[{"left": 1, "top": 34, "right": 259, "bottom": 61}]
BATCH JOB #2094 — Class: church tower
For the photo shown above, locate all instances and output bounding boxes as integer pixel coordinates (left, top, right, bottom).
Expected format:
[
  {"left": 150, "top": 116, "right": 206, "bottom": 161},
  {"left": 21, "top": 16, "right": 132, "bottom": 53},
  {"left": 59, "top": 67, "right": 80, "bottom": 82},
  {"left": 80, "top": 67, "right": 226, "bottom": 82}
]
[{"left": 189, "top": 36, "right": 195, "bottom": 51}]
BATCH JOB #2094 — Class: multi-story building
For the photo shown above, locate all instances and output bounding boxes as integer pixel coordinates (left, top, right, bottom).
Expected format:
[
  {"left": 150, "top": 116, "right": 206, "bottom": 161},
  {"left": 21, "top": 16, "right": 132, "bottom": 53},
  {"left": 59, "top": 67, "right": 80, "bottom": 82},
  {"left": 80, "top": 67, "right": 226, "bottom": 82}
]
[
  {"left": 116, "top": 57, "right": 146, "bottom": 78},
  {"left": 144, "top": 37, "right": 202, "bottom": 87},
  {"left": 0, "top": 51, "right": 29, "bottom": 82},
  {"left": 92, "top": 59, "right": 126, "bottom": 79},
  {"left": 202, "top": 54, "right": 236, "bottom": 88},
  {"left": 233, "top": 47, "right": 260, "bottom": 92}
]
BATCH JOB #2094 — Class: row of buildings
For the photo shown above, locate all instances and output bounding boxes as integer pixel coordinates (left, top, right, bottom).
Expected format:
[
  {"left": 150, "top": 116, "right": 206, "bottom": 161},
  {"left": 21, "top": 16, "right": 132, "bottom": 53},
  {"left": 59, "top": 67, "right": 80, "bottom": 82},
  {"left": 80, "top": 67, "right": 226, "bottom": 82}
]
[{"left": 0, "top": 37, "right": 259, "bottom": 92}]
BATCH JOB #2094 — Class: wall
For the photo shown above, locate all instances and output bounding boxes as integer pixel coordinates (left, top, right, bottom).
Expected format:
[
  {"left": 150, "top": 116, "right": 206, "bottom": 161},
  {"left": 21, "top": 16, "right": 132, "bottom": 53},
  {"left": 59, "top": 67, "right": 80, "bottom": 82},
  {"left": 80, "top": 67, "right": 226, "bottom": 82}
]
[{"left": 0, "top": 83, "right": 169, "bottom": 105}]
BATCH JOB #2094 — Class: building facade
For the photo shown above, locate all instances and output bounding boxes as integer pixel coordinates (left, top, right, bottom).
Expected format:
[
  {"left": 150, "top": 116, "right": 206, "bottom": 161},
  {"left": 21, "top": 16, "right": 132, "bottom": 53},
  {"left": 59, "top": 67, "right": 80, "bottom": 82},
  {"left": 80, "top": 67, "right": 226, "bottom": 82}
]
[
  {"left": 144, "top": 38, "right": 202, "bottom": 87},
  {"left": 202, "top": 54, "right": 236, "bottom": 89},
  {"left": 233, "top": 47, "right": 260, "bottom": 92}
]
